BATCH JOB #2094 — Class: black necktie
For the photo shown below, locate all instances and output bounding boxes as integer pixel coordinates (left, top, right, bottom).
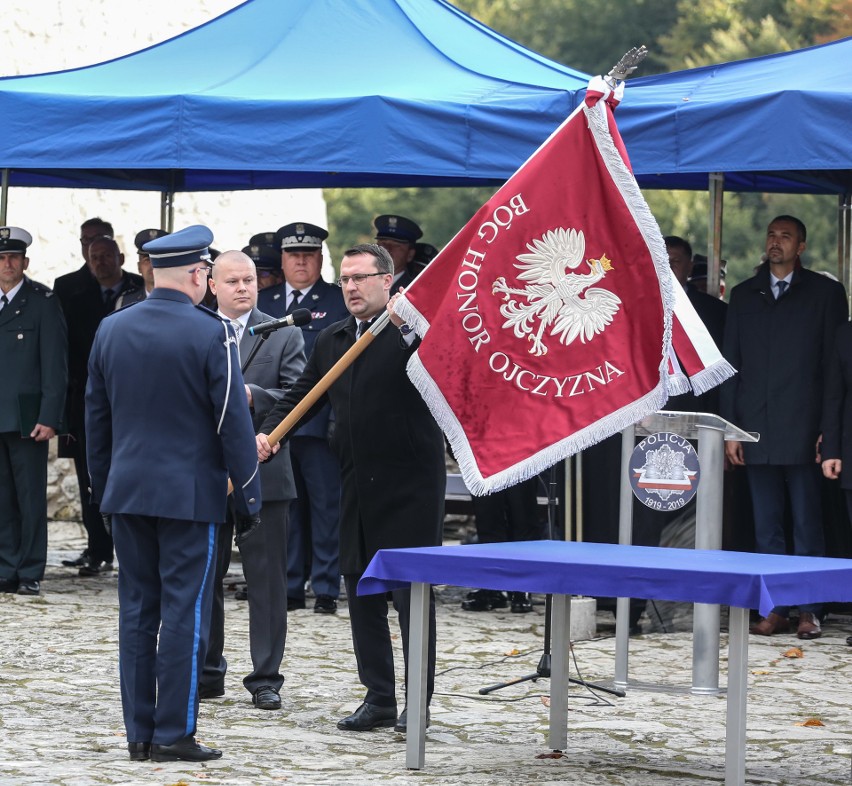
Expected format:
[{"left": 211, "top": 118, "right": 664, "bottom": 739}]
[
  {"left": 357, "top": 319, "right": 373, "bottom": 339},
  {"left": 103, "top": 288, "right": 117, "bottom": 311},
  {"left": 287, "top": 290, "right": 302, "bottom": 314},
  {"left": 776, "top": 280, "right": 788, "bottom": 299},
  {"left": 0, "top": 294, "right": 8, "bottom": 311}
]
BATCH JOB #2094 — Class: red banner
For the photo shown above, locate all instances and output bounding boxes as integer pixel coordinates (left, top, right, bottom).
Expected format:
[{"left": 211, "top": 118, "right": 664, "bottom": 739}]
[{"left": 396, "top": 79, "right": 726, "bottom": 494}]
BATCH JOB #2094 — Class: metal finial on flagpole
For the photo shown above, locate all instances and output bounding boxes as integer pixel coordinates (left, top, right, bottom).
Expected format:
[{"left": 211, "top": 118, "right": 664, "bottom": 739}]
[{"left": 605, "top": 46, "right": 648, "bottom": 87}]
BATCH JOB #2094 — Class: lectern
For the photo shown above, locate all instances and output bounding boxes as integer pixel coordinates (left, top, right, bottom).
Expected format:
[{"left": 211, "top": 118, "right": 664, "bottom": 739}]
[{"left": 614, "top": 411, "right": 759, "bottom": 694}]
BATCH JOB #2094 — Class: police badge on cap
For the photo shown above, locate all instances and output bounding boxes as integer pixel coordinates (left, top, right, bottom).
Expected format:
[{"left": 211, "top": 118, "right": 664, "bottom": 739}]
[
  {"left": 135, "top": 228, "right": 169, "bottom": 252},
  {"left": 276, "top": 222, "right": 328, "bottom": 252},
  {"left": 143, "top": 225, "right": 214, "bottom": 268},
  {"left": 374, "top": 214, "right": 423, "bottom": 244},
  {"left": 0, "top": 226, "right": 33, "bottom": 254}
]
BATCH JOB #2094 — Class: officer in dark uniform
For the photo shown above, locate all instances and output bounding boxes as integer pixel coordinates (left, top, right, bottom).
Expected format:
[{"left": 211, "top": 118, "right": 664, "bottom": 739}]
[
  {"left": 410, "top": 241, "right": 438, "bottom": 278},
  {"left": 123, "top": 228, "right": 169, "bottom": 304},
  {"left": 85, "top": 225, "right": 262, "bottom": 763},
  {"left": 244, "top": 233, "right": 283, "bottom": 291},
  {"left": 0, "top": 227, "right": 67, "bottom": 596},
  {"left": 374, "top": 214, "right": 423, "bottom": 292},
  {"left": 258, "top": 222, "right": 348, "bottom": 613}
]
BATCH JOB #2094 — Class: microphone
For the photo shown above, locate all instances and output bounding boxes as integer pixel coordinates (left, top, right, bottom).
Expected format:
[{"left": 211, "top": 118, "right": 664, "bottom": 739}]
[{"left": 248, "top": 308, "right": 312, "bottom": 337}]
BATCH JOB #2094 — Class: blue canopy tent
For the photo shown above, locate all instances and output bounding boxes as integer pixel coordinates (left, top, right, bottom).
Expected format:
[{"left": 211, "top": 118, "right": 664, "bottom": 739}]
[
  {"left": 620, "top": 37, "right": 852, "bottom": 196},
  {"left": 0, "top": 0, "right": 590, "bottom": 192}
]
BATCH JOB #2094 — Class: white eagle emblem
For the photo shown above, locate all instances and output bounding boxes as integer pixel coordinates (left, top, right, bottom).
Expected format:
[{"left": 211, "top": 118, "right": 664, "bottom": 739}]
[{"left": 492, "top": 227, "right": 621, "bottom": 356}]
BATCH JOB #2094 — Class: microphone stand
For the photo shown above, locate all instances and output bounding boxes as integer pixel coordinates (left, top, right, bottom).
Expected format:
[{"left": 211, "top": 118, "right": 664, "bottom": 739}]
[
  {"left": 478, "top": 462, "right": 624, "bottom": 699},
  {"left": 241, "top": 332, "right": 270, "bottom": 374}
]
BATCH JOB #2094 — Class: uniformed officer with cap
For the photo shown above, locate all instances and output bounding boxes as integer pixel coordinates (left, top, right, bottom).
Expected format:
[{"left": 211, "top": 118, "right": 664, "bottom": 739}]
[
  {"left": 258, "top": 221, "right": 348, "bottom": 613},
  {"left": 374, "top": 214, "right": 423, "bottom": 291},
  {"left": 243, "top": 236, "right": 283, "bottom": 291},
  {"left": 0, "top": 227, "right": 67, "bottom": 596},
  {"left": 130, "top": 228, "right": 169, "bottom": 300},
  {"left": 85, "top": 224, "right": 262, "bottom": 764}
]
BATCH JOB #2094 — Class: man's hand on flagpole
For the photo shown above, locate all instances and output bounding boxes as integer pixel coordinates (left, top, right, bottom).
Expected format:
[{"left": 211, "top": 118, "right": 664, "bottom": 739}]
[
  {"left": 725, "top": 440, "right": 745, "bottom": 466},
  {"left": 256, "top": 433, "right": 279, "bottom": 462},
  {"left": 387, "top": 289, "right": 405, "bottom": 328}
]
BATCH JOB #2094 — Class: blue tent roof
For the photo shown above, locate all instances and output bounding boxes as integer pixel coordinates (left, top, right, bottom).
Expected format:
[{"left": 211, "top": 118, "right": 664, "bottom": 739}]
[
  {"left": 622, "top": 37, "right": 852, "bottom": 194},
  {"left": 0, "top": 0, "right": 589, "bottom": 190}
]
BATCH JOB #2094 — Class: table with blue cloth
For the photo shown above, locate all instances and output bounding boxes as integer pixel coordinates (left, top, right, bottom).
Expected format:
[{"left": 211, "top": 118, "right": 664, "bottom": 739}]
[{"left": 359, "top": 540, "right": 852, "bottom": 785}]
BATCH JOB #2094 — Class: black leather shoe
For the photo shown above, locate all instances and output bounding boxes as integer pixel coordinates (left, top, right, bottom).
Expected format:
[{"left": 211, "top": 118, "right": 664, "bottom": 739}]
[
  {"left": 336, "top": 702, "right": 397, "bottom": 731},
  {"left": 252, "top": 686, "right": 281, "bottom": 710},
  {"left": 0, "top": 578, "right": 18, "bottom": 593},
  {"left": 62, "top": 549, "right": 89, "bottom": 567},
  {"left": 127, "top": 742, "right": 151, "bottom": 761},
  {"left": 394, "top": 706, "right": 431, "bottom": 733},
  {"left": 79, "top": 559, "right": 114, "bottom": 577},
  {"left": 17, "top": 580, "right": 40, "bottom": 596},
  {"left": 510, "top": 592, "right": 533, "bottom": 613},
  {"left": 198, "top": 684, "right": 225, "bottom": 700},
  {"left": 287, "top": 597, "right": 306, "bottom": 611},
  {"left": 314, "top": 595, "right": 338, "bottom": 614},
  {"left": 150, "top": 736, "right": 222, "bottom": 762},
  {"left": 461, "top": 589, "right": 507, "bottom": 612}
]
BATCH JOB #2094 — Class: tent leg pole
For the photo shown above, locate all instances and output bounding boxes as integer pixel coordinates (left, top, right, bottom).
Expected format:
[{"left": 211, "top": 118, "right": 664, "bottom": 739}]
[
  {"left": 839, "top": 193, "right": 851, "bottom": 302},
  {"left": 1, "top": 169, "right": 9, "bottom": 225},
  {"left": 708, "top": 172, "right": 724, "bottom": 298},
  {"left": 161, "top": 190, "right": 175, "bottom": 232}
]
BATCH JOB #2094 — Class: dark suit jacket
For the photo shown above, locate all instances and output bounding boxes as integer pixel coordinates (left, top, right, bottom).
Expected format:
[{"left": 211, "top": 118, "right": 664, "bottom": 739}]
[
  {"left": 0, "top": 278, "right": 67, "bottom": 434},
  {"left": 85, "top": 288, "right": 261, "bottom": 522},
  {"left": 241, "top": 307, "right": 306, "bottom": 502},
  {"left": 821, "top": 322, "right": 852, "bottom": 489},
  {"left": 54, "top": 265, "right": 145, "bottom": 443},
  {"left": 260, "top": 315, "right": 446, "bottom": 573},
  {"left": 667, "top": 284, "right": 727, "bottom": 415},
  {"left": 721, "top": 263, "right": 848, "bottom": 464},
  {"left": 258, "top": 277, "right": 348, "bottom": 439}
]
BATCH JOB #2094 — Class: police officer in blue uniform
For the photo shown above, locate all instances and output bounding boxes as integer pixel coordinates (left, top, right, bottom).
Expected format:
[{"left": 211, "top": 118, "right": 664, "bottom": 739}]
[
  {"left": 85, "top": 225, "right": 261, "bottom": 763},
  {"left": 374, "top": 214, "right": 423, "bottom": 292},
  {"left": 258, "top": 222, "right": 348, "bottom": 612},
  {"left": 244, "top": 234, "right": 283, "bottom": 291},
  {"left": 0, "top": 227, "right": 67, "bottom": 596}
]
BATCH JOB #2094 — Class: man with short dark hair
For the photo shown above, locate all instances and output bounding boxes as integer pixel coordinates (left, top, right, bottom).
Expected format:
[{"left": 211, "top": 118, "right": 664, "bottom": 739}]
[
  {"left": 722, "top": 215, "right": 848, "bottom": 640},
  {"left": 257, "top": 243, "right": 445, "bottom": 733},
  {"left": 0, "top": 227, "right": 67, "bottom": 596},
  {"left": 55, "top": 224, "right": 144, "bottom": 577}
]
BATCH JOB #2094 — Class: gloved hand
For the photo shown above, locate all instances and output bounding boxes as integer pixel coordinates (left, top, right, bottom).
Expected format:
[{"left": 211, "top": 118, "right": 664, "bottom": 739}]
[{"left": 234, "top": 513, "right": 261, "bottom": 546}]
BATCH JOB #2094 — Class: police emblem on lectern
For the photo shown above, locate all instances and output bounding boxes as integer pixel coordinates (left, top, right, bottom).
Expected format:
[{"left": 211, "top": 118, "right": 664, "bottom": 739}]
[{"left": 630, "top": 432, "right": 700, "bottom": 511}]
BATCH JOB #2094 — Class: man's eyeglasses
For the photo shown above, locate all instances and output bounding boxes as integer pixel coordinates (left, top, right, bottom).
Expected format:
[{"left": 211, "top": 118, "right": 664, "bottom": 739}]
[
  {"left": 337, "top": 272, "right": 387, "bottom": 287},
  {"left": 189, "top": 266, "right": 212, "bottom": 278}
]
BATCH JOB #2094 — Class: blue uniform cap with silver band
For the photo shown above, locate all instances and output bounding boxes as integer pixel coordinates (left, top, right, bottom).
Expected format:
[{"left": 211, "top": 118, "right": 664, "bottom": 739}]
[{"left": 142, "top": 224, "right": 214, "bottom": 268}]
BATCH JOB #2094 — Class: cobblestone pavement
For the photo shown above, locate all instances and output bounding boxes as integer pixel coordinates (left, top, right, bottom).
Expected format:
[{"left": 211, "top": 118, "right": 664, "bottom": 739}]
[{"left": 1, "top": 523, "right": 851, "bottom": 786}]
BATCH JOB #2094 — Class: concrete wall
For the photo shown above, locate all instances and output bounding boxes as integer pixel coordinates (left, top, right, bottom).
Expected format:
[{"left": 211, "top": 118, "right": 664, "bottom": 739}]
[{"left": 2, "top": 0, "right": 327, "bottom": 520}]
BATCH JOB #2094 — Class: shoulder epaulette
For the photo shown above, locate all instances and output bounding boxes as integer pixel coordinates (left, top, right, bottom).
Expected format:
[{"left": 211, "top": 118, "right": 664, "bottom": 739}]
[{"left": 196, "top": 304, "right": 226, "bottom": 321}]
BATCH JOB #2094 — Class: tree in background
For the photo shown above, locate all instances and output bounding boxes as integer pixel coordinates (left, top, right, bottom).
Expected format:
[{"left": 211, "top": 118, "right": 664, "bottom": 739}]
[{"left": 325, "top": 0, "right": 851, "bottom": 288}]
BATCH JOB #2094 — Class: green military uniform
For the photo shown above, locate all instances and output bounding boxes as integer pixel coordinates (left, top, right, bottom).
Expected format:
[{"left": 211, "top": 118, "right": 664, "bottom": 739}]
[{"left": 0, "top": 275, "right": 67, "bottom": 590}]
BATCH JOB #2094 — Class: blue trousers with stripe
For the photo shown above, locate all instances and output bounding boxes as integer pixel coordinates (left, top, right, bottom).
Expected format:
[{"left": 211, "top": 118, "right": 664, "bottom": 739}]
[{"left": 112, "top": 514, "right": 218, "bottom": 745}]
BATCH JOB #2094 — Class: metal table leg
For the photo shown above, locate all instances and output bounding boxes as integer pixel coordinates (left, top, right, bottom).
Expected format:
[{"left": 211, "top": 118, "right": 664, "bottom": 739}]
[
  {"left": 725, "top": 606, "right": 749, "bottom": 785},
  {"left": 548, "top": 594, "right": 571, "bottom": 751},
  {"left": 405, "top": 581, "right": 430, "bottom": 769}
]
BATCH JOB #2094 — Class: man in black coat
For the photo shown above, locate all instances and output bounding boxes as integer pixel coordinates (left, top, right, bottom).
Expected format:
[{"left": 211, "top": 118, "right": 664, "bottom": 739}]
[
  {"left": 0, "top": 227, "right": 67, "bottom": 596},
  {"left": 200, "top": 250, "right": 306, "bottom": 710},
  {"left": 54, "top": 223, "right": 144, "bottom": 576},
  {"left": 721, "top": 215, "right": 848, "bottom": 640},
  {"left": 257, "top": 243, "right": 445, "bottom": 733}
]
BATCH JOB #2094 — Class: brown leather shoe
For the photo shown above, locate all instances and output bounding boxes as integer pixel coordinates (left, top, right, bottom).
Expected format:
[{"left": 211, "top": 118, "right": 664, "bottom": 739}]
[
  {"left": 749, "top": 612, "right": 790, "bottom": 636},
  {"left": 797, "top": 612, "right": 822, "bottom": 640}
]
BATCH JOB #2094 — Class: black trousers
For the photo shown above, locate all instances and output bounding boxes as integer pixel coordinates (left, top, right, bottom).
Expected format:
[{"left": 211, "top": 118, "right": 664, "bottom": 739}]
[
  {"left": 71, "top": 430, "right": 113, "bottom": 562},
  {"left": 343, "top": 573, "right": 436, "bottom": 708},
  {"left": 203, "top": 500, "right": 290, "bottom": 695}
]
